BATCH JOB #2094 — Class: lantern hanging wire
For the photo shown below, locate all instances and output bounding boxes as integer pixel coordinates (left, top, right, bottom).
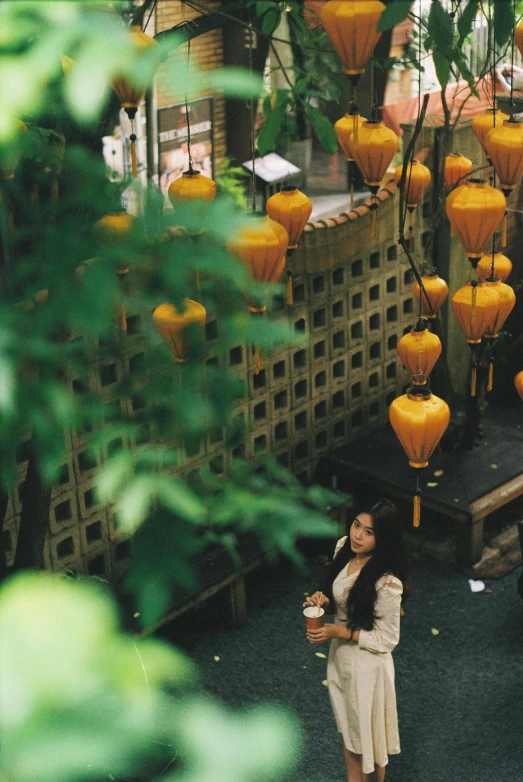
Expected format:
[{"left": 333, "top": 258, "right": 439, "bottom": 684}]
[{"left": 249, "top": 24, "right": 257, "bottom": 214}]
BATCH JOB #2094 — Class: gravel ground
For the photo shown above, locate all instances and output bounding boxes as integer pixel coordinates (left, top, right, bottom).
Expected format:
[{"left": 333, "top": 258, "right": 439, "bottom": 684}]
[{"left": 166, "top": 544, "right": 523, "bottom": 782}]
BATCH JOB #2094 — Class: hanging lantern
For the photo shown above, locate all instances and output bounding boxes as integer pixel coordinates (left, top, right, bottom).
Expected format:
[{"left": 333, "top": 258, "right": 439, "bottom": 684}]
[
  {"left": 95, "top": 211, "right": 134, "bottom": 240},
  {"left": 228, "top": 214, "right": 288, "bottom": 372},
  {"left": 168, "top": 170, "right": 217, "bottom": 204},
  {"left": 485, "top": 120, "right": 523, "bottom": 195},
  {"left": 113, "top": 27, "right": 159, "bottom": 118},
  {"left": 321, "top": 0, "right": 385, "bottom": 84},
  {"left": 482, "top": 279, "right": 515, "bottom": 339},
  {"left": 334, "top": 113, "right": 367, "bottom": 160},
  {"left": 113, "top": 26, "right": 160, "bottom": 178},
  {"left": 348, "top": 119, "right": 399, "bottom": 237},
  {"left": 389, "top": 386, "right": 450, "bottom": 527},
  {"left": 152, "top": 299, "right": 206, "bottom": 362},
  {"left": 482, "top": 278, "right": 516, "bottom": 392},
  {"left": 266, "top": 186, "right": 312, "bottom": 305},
  {"left": 514, "top": 371, "right": 523, "bottom": 401},
  {"left": 95, "top": 211, "right": 134, "bottom": 330},
  {"left": 445, "top": 180, "right": 506, "bottom": 266},
  {"left": 451, "top": 280, "right": 500, "bottom": 396},
  {"left": 228, "top": 214, "right": 289, "bottom": 312},
  {"left": 444, "top": 153, "right": 473, "bottom": 190},
  {"left": 266, "top": 186, "right": 312, "bottom": 250},
  {"left": 412, "top": 273, "right": 448, "bottom": 319},
  {"left": 476, "top": 251, "right": 512, "bottom": 282},
  {"left": 348, "top": 120, "right": 399, "bottom": 192},
  {"left": 471, "top": 108, "right": 509, "bottom": 159},
  {"left": 397, "top": 317, "right": 442, "bottom": 385},
  {"left": 168, "top": 169, "right": 217, "bottom": 227},
  {"left": 393, "top": 160, "right": 431, "bottom": 212},
  {"left": 0, "top": 120, "right": 28, "bottom": 181}
]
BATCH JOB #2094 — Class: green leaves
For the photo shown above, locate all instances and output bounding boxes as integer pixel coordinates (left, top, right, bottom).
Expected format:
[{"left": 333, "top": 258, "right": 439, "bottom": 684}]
[
  {"left": 433, "top": 49, "right": 451, "bottom": 90},
  {"left": 377, "top": 1, "right": 413, "bottom": 32},
  {"left": 494, "top": 0, "right": 516, "bottom": 47},
  {"left": 0, "top": 572, "right": 194, "bottom": 782},
  {"left": 428, "top": 0, "right": 454, "bottom": 59},
  {"left": 457, "top": 0, "right": 480, "bottom": 46},
  {"left": 306, "top": 104, "right": 338, "bottom": 155},
  {"left": 258, "top": 101, "right": 289, "bottom": 156}
]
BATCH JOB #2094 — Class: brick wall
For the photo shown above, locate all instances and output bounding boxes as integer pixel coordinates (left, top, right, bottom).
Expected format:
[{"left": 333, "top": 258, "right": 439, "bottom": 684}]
[{"left": 155, "top": 1, "right": 226, "bottom": 162}]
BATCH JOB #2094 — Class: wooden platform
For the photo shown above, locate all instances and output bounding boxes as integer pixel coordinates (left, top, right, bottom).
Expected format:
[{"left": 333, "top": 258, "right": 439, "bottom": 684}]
[{"left": 321, "top": 406, "right": 523, "bottom": 566}]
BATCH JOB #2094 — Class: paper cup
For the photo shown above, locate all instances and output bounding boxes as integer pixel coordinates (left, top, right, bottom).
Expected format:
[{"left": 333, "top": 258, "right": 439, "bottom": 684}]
[{"left": 304, "top": 606, "right": 325, "bottom": 629}]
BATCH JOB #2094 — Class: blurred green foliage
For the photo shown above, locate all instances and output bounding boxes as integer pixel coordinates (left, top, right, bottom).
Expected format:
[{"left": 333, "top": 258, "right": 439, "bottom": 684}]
[{"left": 0, "top": 2, "right": 342, "bottom": 780}]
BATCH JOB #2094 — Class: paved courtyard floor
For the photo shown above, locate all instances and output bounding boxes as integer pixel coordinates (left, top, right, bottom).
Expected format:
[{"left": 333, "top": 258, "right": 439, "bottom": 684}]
[{"left": 168, "top": 537, "right": 523, "bottom": 782}]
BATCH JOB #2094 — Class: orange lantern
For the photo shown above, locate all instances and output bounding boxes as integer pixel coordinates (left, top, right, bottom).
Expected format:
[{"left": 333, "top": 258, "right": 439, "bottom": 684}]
[
  {"left": 412, "top": 274, "right": 449, "bottom": 319},
  {"left": 266, "top": 186, "right": 312, "bottom": 250},
  {"left": 445, "top": 180, "right": 506, "bottom": 265},
  {"left": 482, "top": 279, "right": 515, "bottom": 339},
  {"left": 228, "top": 214, "right": 288, "bottom": 373},
  {"left": 451, "top": 280, "right": 500, "bottom": 396},
  {"left": 168, "top": 170, "right": 217, "bottom": 204},
  {"left": 266, "top": 186, "right": 312, "bottom": 305},
  {"left": 444, "top": 153, "right": 473, "bottom": 190},
  {"left": 348, "top": 119, "right": 399, "bottom": 237},
  {"left": 334, "top": 112, "right": 367, "bottom": 159},
  {"left": 321, "top": 0, "right": 385, "bottom": 84},
  {"left": 393, "top": 160, "right": 431, "bottom": 211},
  {"left": 228, "top": 214, "right": 289, "bottom": 312},
  {"left": 95, "top": 211, "right": 134, "bottom": 330},
  {"left": 476, "top": 251, "right": 512, "bottom": 282},
  {"left": 113, "top": 26, "right": 160, "bottom": 177},
  {"left": 389, "top": 386, "right": 450, "bottom": 527},
  {"left": 472, "top": 108, "right": 509, "bottom": 159},
  {"left": 152, "top": 299, "right": 206, "bottom": 362},
  {"left": 482, "top": 278, "right": 516, "bottom": 392},
  {"left": 516, "top": 20, "right": 523, "bottom": 58},
  {"left": 168, "top": 169, "right": 217, "bottom": 228},
  {"left": 0, "top": 120, "right": 28, "bottom": 181},
  {"left": 397, "top": 318, "right": 442, "bottom": 385},
  {"left": 514, "top": 371, "right": 523, "bottom": 401},
  {"left": 485, "top": 120, "right": 523, "bottom": 195},
  {"left": 348, "top": 120, "right": 399, "bottom": 193}
]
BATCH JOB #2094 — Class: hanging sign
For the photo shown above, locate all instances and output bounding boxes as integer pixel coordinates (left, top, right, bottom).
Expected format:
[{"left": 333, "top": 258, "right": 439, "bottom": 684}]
[{"left": 158, "top": 97, "right": 214, "bottom": 198}]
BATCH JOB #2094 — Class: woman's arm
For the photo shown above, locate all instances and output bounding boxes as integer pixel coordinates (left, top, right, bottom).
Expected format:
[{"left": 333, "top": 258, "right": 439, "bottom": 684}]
[{"left": 357, "top": 577, "right": 402, "bottom": 654}]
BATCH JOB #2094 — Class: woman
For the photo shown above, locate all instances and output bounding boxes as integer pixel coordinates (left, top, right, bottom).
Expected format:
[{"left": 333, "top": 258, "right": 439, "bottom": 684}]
[{"left": 305, "top": 499, "right": 411, "bottom": 782}]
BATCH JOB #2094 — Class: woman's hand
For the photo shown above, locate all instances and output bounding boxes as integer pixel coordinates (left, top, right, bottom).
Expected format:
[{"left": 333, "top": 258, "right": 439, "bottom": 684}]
[
  {"left": 303, "top": 591, "right": 330, "bottom": 609},
  {"left": 306, "top": 624, "right": 343, "bottom": 644}
]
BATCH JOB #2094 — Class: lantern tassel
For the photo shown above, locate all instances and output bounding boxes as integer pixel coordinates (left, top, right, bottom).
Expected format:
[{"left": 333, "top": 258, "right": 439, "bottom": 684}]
[
  {"left": 353, "top": 112, "right": 359, "bottom": 148},
  {"left": 130, "top": 132, "right": 138, "bottom": 179},
  {"left": 470, "top": 363, "right": 477, "bottom": 397},
  {"left": 413, "top": 488, "right": 421, "bottom": 528},
  {"left": 120, "top": 304, "right": 127, "bottom": 332},
  {"left": 254, "top": 346, "right": 263, "bottom": 375},
  {"left": 286, "top": 270, "right": 293, "bottom": 306},
  {"left": 501, "top": 214, "right": 507, "bottom": 248},
  {"left": 470, "top": 282, "right": 477, "bottom": 327},
  {"left": 487, "top": 359, "right": 494, "bottom": 392},
  {"left": 370, "top": 202, "right": 377, "bottom": 240}
]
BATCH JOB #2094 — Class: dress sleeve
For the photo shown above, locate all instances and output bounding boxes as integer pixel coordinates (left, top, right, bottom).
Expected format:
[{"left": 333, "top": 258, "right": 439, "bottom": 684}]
[
  {"left": 333, "top": 536, "right": 348, "bottom": 559},
  {"left": 358, "top": 576, "right": 403, "bottom": 654}
]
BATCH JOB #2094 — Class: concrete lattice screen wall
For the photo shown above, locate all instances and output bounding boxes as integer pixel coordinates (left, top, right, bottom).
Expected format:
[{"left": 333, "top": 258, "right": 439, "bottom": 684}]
[{"left": 2, "top": 176, "right": 426, "bottom": 579}]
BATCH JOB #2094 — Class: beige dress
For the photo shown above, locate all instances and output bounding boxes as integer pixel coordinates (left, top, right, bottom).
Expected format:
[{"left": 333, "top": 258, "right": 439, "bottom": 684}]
[{"left": 327, "top": 536, "right": 402, "bottom": 774}]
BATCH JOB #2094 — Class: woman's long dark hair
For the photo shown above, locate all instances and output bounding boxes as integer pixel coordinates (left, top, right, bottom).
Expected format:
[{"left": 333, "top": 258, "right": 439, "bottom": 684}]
[{"left": 322, "top": 499, "right": 412, "bottom": 631}]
